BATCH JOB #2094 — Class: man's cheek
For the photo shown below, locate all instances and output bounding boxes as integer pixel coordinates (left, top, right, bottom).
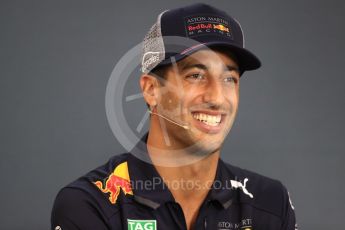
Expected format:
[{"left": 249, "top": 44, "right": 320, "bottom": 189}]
[{"left": 159, "top": 91, "right": 182, "bottom": 114}]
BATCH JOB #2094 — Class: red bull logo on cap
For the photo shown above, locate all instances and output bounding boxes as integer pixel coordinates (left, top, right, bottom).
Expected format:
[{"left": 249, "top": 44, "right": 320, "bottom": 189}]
[
  {"left": 213, "top": 24, "right": 230, "bottom": 32},
  {"left": 94, "top": 161, "right": 133, "bottom": 204},
  {"left": 185, "top": 15, "right": 233, "bottom": 38}
]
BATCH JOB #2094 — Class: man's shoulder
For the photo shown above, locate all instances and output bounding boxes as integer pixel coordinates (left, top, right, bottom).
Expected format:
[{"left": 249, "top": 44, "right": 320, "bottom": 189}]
[
  {"left": 70, "top": 152, "right": 131, "bottom": 182},
  {"left": 53, "top": 153, "right": 132, "bottom": 218},
  {"left": 65, "top": 152, "right": 131, "bottom": 190},
  {"left": 223, "top": 162, "right": 291, "bottom": 218},
  {"left": 224, "top": 162, "right": 284, "bottom": 191}
]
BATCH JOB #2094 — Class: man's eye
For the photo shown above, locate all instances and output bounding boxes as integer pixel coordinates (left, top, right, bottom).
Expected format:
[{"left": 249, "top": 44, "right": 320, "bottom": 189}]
[
  {"left": 223, "top": 77, "right": 238, "bottom": 83},
  {"left": 187, "top": 73, "right": 204, "bottom": 80}
]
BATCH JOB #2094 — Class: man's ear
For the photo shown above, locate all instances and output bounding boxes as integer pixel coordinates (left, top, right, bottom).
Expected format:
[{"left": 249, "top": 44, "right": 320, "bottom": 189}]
[{"left": 140, "top": 74, "right": 160, "bottom": 108}]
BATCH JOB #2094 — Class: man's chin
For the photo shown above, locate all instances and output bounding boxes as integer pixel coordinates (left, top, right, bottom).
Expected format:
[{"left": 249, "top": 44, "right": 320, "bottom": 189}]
[
  {"left": 183, "top": 137, "right": 223, "bottom": 157},
  {"left": 166, "top": 123, "right": 228, "bottom": 155}
]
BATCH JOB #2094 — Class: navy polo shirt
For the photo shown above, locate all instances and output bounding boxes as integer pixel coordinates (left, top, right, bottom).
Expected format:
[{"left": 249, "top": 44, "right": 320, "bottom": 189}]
[{"left": 51, "top": 139, "right": 297, "bottom": 230}]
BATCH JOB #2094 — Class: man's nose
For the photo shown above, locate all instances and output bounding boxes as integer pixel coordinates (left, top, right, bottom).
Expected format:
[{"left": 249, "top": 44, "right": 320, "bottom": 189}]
[{"left": 203, "top": 77, "right": 226, "bottom": 106}]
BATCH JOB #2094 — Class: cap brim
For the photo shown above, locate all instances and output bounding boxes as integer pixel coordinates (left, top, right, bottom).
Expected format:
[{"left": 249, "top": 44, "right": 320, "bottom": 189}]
[{"left": 154, "top": 42, "right": 261, "bottom": 75}]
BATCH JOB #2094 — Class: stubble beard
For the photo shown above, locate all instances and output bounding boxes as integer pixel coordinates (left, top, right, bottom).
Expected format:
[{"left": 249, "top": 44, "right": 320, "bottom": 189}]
[{"left": 166, "top": 119, "right": 231, "bottom": 158}]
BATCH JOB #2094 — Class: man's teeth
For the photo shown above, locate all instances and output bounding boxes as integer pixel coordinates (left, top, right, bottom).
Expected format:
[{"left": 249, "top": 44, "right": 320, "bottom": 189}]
[{"left": 193, "top": 113, "right": 221, "bottom": 126}]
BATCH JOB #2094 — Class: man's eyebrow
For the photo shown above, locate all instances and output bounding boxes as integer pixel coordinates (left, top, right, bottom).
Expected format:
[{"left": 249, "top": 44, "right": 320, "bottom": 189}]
[
  {"left": 224, "top": 65, "right": 240, "bottom": 72},
  {"left": 180, "top": 63, "right": 208, "bottom": 71},
  {"left": 180, "top": 63, "right": 240, "bottom": 72}
]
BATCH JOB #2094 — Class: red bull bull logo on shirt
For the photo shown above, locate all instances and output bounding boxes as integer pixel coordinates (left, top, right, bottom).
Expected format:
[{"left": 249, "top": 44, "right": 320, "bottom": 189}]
[{"left": 94, "top": 161, "right": 133, "bottom": 204}]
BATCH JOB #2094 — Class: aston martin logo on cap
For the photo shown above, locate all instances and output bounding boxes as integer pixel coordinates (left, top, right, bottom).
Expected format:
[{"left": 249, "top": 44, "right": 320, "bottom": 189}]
[{"left": 184, "top": 15, "right": 233, "bottom": 38}]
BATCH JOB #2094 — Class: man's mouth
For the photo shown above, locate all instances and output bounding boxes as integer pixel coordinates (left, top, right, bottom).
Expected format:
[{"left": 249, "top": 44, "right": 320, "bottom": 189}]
[
  {"left": 192, "top": 113, "right": 221, "bottom": 126},
  {"left": 191, "top": 111, "right": 226, "bottom": 134}
]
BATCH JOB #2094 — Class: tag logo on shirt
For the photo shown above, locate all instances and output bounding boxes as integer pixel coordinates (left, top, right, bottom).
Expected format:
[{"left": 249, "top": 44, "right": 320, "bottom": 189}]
[{"left": 127, "top": 219, "right": 157, "bottom": 230}]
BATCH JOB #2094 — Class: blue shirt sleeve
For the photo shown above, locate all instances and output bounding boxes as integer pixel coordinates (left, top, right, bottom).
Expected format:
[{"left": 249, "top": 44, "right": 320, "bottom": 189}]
[
  {"left": 51, "top": 188, "right": 109, "bottom": 230},
  {"left": 281, "top": 187, "right": 297, "bottom": 230}
]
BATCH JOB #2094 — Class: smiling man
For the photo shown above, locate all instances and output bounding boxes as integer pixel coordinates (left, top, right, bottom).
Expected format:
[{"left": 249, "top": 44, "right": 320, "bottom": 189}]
[{"left": 51, "top": 3, "right": 297, "bottom": 230}]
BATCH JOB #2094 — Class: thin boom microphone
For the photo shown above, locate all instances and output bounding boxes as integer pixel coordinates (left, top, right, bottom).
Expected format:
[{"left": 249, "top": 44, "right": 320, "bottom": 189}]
[{"left": 149, "top": 110, "right": 189, "bottom": 130}]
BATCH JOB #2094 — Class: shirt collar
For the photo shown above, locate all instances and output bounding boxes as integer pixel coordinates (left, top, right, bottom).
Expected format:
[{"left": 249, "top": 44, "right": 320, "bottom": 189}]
[
  {"left": 206, "top": 158, "right": 238, "bottom": 209},
  {"left": 127, "top": 133, "right": 175, "bottom": 208}
]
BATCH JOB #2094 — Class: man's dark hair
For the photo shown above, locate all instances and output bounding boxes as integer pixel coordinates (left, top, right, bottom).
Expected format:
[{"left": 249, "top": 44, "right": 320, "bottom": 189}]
[
  {"left": 148, "top": 64, "right": 171, "bottom": 85},
  {"left": 145, "top": 64, "right": 172, "bottom": 109}
]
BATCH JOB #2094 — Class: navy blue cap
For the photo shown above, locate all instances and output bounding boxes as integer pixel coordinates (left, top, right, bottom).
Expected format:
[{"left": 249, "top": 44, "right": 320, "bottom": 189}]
[{"left": 142, "top": 3, "right": 261, "bottom": 74}]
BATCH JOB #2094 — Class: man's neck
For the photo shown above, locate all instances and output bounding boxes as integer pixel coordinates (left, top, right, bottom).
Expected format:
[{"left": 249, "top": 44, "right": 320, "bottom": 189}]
[
  {"left": 146, "top": 124, "right": 220, "bottom": 198},
  {"left": 146, "top": 121, "right": 221, "bottom": 230},
  {"left": 154, "top": 152, "right": 219, "bottom": 198}
]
